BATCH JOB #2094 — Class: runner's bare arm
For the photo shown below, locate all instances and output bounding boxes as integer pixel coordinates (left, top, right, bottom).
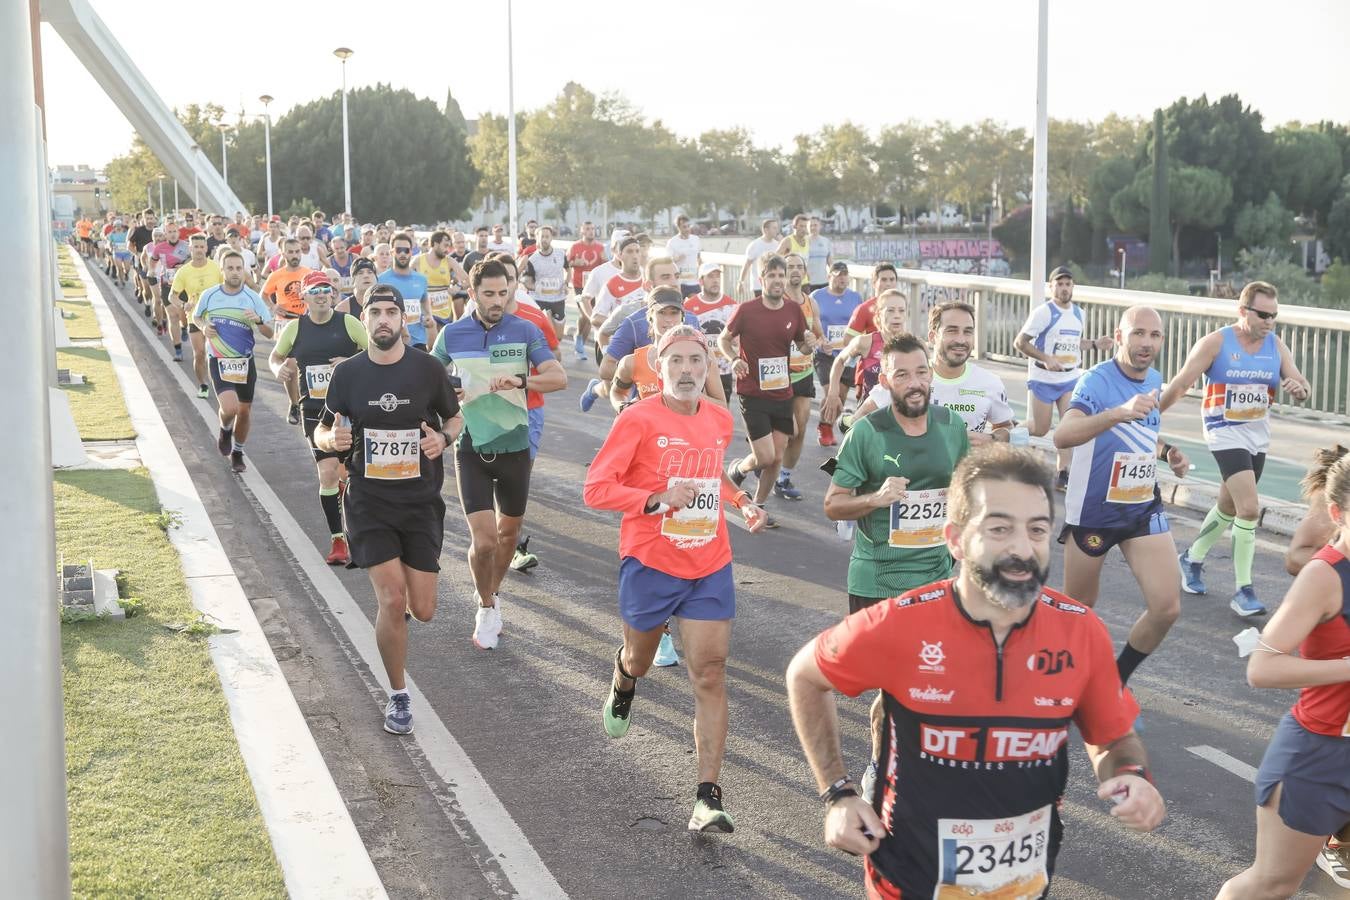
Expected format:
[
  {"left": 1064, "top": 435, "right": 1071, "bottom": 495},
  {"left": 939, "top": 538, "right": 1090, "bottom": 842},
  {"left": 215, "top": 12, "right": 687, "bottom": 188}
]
[
  {"left": 1247, "top": 563, "right": 1347, "bottom": 689},
  {"left": 785, "top": 645, "right": 850, "bottom": 791},
  {"left": 1274, "top": 337, "right": 1311, "bottom": 400},
  {"left": 1085, "top": 733, "right": 1165, "bottom": 831},
  {"left": 1284, "top": 495, "right": 1336, "bottom": 576},
  {"left": 1012, "top": 331, "right": 1059, "bottom": 368},
  {"left": 1159, "top": 331, "right": 1221, "bottom": 411},
  {"left": 1053, "top": 405, "right": 1134, "bottom": 449},
  {"left": 820, "top": 334, "right": 865, "bottom": 422},
  {"left": 823, "top": 478, "right": 906, "bottom": 521},
  {"left": 716, "top": 327, "right": 739, "bottom": 370},
  {"left": 703, "top": 366, "right": 727, "bottom": 406},
  {"left": 609, "top": 356, "right": 636, "bottom": 414}
]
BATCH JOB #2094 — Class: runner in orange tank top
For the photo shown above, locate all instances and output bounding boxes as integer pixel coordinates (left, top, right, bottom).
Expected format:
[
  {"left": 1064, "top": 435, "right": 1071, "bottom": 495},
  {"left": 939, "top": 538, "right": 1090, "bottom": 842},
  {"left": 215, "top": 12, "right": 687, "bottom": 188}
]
[{"left": 611, "top": 287, "right": 726, "bottom": 414}]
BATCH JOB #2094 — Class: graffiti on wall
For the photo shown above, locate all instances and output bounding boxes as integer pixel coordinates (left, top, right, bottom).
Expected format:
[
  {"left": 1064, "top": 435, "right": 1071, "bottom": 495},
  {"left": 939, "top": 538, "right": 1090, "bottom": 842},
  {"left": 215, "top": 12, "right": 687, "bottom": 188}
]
[{"left": 849, "top": 237, "right": 1011, "bottom": 277}]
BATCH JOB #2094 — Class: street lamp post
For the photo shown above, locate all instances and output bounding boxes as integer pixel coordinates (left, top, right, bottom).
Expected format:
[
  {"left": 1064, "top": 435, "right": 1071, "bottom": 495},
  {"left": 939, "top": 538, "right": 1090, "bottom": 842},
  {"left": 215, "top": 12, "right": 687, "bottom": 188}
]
[
  {"left": 157, "top": 174, "right": 165, "bottom": 217},
  {"left": 334, "top": 47, "right": 353, "bottom": 218},
  {"left": 505, "top": 0, "right": 518, "bottom": 243},
  {"left": 217, "top": 122, "right": 232, "bottom": 189},
  {"left": 1029, "top": 0, "right": 1049, "bottom": 299},
  {"left": 259, "top": 94, "right": 274, "bottom": 218}
]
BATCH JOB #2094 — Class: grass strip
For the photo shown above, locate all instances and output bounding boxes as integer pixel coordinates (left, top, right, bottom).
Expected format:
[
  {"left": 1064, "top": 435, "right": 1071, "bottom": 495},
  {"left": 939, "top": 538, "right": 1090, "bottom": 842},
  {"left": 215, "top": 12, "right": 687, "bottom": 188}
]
[
  {"left": 57, "top": 468, "right": 285, "bottom": 899},
  {"left": 58, "top": 300, "right": 101, "bottom": 341},
  {"left": 57, "top": 347, "right": 135, "bottom": 441}
]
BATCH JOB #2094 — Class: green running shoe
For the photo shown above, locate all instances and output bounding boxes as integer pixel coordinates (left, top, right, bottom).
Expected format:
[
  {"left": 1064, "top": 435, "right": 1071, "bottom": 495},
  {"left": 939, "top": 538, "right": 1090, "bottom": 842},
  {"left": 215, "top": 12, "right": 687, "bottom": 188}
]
[
  {"left": 510, "top": 537, "right": 538, "bottom": 572},
  {"left": 603, "top": 677, "right": 635, "bottom": 738},
  {"left": 688, "top": 783, "right": 734, "bottom": 833}
]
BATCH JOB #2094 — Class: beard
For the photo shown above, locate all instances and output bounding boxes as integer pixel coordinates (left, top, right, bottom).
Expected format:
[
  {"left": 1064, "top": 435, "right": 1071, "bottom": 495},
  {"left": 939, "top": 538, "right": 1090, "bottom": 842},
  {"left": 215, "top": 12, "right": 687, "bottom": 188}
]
[
  {"left": 371, "top": 327, "right": 401, "bottom": 350},
  {"left": 967, "top": 554, "right": 1050, "bottom": 609},
  {"left": 891, "top": 389, "right": 929, "bottom": 419}
]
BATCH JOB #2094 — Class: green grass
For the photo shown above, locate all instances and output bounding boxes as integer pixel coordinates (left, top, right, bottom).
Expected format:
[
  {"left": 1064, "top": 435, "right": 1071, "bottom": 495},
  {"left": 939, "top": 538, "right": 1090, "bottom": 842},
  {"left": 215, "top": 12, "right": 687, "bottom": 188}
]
[
  {"left": 57, "top": 469, "right": 286, "bottom": 899},
  {"left": 57, "top": 347, "right": 135, "bottom": 441},
  {"left": 62, "top": 284, "right": 88, "bottom": 299},
  {"left": 58, "top": 300, "right": 100, "bottom": 341}
]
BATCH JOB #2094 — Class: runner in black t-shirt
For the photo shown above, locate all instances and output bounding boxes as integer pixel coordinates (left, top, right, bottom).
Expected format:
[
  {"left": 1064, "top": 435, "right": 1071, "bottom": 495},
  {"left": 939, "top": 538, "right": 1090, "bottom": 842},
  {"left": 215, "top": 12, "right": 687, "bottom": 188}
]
[
  {"left": 128, "top": 209, "right": 156, "bottom": 312},
  {"left": 314, "top": 284, "right": 462, "bottom": 736}
]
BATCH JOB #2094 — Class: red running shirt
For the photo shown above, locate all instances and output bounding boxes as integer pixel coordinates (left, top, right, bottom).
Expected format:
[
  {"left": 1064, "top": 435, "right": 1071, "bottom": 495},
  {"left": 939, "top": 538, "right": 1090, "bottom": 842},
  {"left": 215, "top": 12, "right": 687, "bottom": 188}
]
[
  {"left": 724, "top": 297, "right": 808, "bottom": 400},
  {"left": 511, "top": 302, "right": 560, "bottom": 410},
  {"left": 583, "top": 395, "right": 741, "bottom": 580},
  {"left": 814, "top": 580, "right": 1137, "bottom": 898},
  {"left": 567, "top": 240, "right": 607, "bottom": 290},
  {"left": 1292, "top": 545, "right": 1350, "bottom": 737},
  {"left": 846, "top": 296, "right": 878, "bottom": 336}
]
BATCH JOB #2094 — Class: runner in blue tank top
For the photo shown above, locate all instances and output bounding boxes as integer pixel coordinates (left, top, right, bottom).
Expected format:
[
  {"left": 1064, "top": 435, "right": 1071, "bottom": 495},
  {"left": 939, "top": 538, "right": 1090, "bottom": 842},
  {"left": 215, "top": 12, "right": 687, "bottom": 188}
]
[
  {"left": 1161, "top": 281, "right": 1311, "bottom": 616},
  {"left": 1054, "top": 307, "right": 1192, "bottom": 692}
]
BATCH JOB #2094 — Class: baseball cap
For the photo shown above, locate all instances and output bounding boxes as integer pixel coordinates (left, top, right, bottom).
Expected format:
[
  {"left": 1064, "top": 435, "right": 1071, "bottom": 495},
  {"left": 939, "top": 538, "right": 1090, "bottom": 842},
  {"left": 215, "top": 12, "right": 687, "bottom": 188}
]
[
  {"left": 656, "top": 324, "right": 709, "bottom": 357},
  {"left": 351, "top": 257, "right": 377, "bottom": 276},
  {"left": 365, "top": 284, "right": 405, "bottom": 311},
  {"left": 225, "top": 226, "right": 241, "bottom": 237},
  {"left": 301, "top": 271, "right": 334, "bottom": 293},
  {"left": 829, "top": 261, "right": 850, "bottom": 274},
  {"left": 609, "top": 228, "right": 631, "bottom": 248},
  {"left": 1048, "top": 265, "right": 1074, "bottom": 282},
  {"left": 648, "top": 286, "right": 686, "bottom": 309},
  {"left": 698, "top": 261, "right": 721, "bottom": 277},
  {"left": 617, "top": 236, "right": 642, "bottom": 253},
  {"left": 269, "top": 215, "right": 281, "bottom": 222}
]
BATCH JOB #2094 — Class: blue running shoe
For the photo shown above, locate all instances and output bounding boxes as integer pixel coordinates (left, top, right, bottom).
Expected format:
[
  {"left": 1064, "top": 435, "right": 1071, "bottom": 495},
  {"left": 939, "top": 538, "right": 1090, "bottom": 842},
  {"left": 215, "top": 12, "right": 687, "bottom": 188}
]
[
  {"left": 773, "top": 477, "right": 803, "bottom": 501},
  {"left": 580, "top": 378, "right": 601, "bottom": 413},
  {"left": 1178, "top": 550, "right": 1206, "bottom": 595},
  {"left": 654, "top": 630, "right": 679, "bottom": 667},
  {"left": 383, "top": 692, "right": 413, "bottom": 735},
  {"left": 1230, "top": 585, "right": 1266, "bottom": 618},
  {"left": 574, "top": 334, "right": 587, "bottom": 361}
]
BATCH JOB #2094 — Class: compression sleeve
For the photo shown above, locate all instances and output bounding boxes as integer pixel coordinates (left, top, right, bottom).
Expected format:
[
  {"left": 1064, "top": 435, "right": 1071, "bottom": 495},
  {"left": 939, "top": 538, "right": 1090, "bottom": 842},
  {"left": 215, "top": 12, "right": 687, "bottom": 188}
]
[
  {"left": 344, "top": 314, "right": 369, "bottom": 350},
  {"left": 272, "top": 318, "right": 301, "bottom": 356}
]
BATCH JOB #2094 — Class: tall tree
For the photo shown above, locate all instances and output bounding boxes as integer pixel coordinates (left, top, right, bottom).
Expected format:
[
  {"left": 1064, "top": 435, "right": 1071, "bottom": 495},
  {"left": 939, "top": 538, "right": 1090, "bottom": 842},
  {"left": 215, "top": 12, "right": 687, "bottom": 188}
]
[{"left": 1271, "top": 126, "right": 1343, "bottom": 224}]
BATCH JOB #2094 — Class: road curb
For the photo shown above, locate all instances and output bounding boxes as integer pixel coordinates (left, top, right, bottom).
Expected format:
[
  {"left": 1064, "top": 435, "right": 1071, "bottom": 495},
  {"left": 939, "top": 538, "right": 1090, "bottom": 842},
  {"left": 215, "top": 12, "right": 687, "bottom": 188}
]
[{"left": 73, "top": 254, "right": 386, "bottom": 900}]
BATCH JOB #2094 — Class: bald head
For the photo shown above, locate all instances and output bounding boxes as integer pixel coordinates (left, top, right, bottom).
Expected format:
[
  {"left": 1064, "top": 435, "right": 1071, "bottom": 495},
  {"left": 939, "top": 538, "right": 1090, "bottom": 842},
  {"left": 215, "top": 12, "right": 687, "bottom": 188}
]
[
  {"left": 1116, "top": 305, "right": 1164, "bottom": 373},
  {"left": 1119, "top": 305, "right": 1162, "bottom": 333}
]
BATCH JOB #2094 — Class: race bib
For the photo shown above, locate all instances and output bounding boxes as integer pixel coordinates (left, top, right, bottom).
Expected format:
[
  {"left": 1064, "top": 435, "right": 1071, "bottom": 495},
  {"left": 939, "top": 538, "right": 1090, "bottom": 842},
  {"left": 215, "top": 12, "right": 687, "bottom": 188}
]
[
  {"left": 826, "top": 324, "right": 847, "bottom": 351},
  {"left": 888, "top": 488, "right": 947, "bottom": 548},
  {"left": 363, "top": 428, "right": 420, "bottom": 480},
  {"left": 305, "top": 364, "right": 334, "bottom": 400},
  {"left": 403, "top": 296, "right": 423, "bottom": 324},
  {"left": 758, "top": 356, "right": 789, "bottom": 391},
  {"left": 427, "top": 289, "right": 452, "bottom": 319},
  {"left": 789, "top": 343, "right": 812, "bottom": 372},
  {"left": 1051, "top": 338, "right": 1079, "bottom": 367},
  {"left": 216, "top": 356, "right": 251, "bottom": 385},
  {"left": 1224, "top": 383, "right": 1271, "bottom": 422},
  {"left": 338, "top": 274, "right": 354, "bottom": 291},
  {"left": 537, "top": 275, "right": 563, "bottom": 298},
  {"left": 1106, "top": 451, "right": 1156, "bottom": 504},
  {"left": 936, "top": 805, "right": 1051, "bottom": 899},
  {"left": 659, "top": 477, "right": 720, "bottom": 546}
]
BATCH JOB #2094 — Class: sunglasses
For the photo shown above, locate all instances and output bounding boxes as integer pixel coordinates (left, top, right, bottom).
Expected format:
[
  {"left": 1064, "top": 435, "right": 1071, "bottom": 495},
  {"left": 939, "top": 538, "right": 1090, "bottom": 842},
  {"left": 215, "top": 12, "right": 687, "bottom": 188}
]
[
  {"left": 304, "top": 286, "right": 335, "bottom": 296},
  {"left": 1243, "top": 306, "right": 1277, "bottom": 321}
]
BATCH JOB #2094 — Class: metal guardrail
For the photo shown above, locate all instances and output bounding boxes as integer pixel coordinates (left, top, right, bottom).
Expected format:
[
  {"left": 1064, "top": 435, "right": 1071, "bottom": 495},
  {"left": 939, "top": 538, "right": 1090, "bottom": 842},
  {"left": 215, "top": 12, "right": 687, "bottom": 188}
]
[{"left": 683, "top": 249, "right": 1349, "bottom": 420}]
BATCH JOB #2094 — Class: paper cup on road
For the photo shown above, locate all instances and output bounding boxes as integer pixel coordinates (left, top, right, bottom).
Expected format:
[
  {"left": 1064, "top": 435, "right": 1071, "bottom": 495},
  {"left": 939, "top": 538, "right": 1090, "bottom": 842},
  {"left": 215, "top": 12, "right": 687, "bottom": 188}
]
[{"left": 1009, "top": 426, "right": 1030, "bottom": 446}]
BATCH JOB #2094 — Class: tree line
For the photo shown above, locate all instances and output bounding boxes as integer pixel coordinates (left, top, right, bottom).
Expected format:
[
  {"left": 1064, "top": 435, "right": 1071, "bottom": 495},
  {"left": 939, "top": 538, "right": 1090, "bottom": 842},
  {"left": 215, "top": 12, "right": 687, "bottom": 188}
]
[{"left": 103, "top": 83, "right": 1350, "bottom": 286}]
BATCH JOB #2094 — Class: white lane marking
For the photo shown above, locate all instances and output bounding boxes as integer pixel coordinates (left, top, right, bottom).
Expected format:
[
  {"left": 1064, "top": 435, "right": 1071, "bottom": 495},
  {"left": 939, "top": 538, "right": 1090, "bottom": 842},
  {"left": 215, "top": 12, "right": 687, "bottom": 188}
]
[
  {"left": 1186, "top": 745, "right": 1258, "bottom": 783},
  {"left": 102, "top": 277, "right": 567, "bottom": 898},
  {"left": 79, "top": 257, "right": 386, "bottom": 899}
]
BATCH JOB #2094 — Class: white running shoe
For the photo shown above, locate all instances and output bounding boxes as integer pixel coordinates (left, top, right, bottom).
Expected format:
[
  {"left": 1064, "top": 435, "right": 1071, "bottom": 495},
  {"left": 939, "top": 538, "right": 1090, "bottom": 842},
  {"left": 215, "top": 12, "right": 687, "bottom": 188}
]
[{"left": 473, "top": 601, "right": 502, "bottom": 649}]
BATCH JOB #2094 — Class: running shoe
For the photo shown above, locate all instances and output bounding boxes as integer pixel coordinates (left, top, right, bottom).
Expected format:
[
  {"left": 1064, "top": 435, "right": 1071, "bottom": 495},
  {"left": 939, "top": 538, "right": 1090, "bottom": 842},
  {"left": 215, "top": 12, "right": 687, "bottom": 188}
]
[
  {"left": 230, "top": 450, "right": 247, "bottom": 474},
  {"left": 217, "top": 427, "right": 233, "bottom": 457},
  {"left": 603, "top": 675, "right": 635, "bottom": 738},
  {"left": 654, "top": 630, "right": 679, "bottom": 667},
  {"left": 839, "top": 414, "right": 853, "bottom": 434},
  {"left": 773, "top": 477, "right": 803, "bottom": 501},
  {"left": 510, "top": 537, "right": 538, "bottom": 572},
  {"left": 172, "top": 346, "right": 183, "bottom": 362},
  {"left": 727, "top": 461, "right": 746, "bottom": 488},
  {"left": 326, "top": 536, "right": 350, "bottom": 566},
  {"left": 1316, "top": 840, "right": 1350, "bottom": 890},
  {"left": 1055, "top": 469, "right": 1069, "bottom": 492},
  {"left": 179, "top": 326, "right": 189, "bottom": 343},
  {"left": 1230, "top": 585, "right": 1267, "bottom": 618},
  {"left": 579, "top": 378, "right": 601, "bottom": 413},
  {"left": 472, "top": 603, "right": 502, "bottom": 649},
  {"left": 688, "top": 783, "right": 735, "bottom": 833},
  {"left": 1178, "top": 549, "right": 1206, "bottom": 595},
  {"left": 817, "top": 422, "right": 836, "bottom": 447},
  {"left": 197, "top": 384, "right": 209, "bottom": 399},
  {"left": 753, "top": 504, "right": 778, "bottom": 528},
  {"left": 383, "top": 692, "right": 413, "bottom": 735},
  {"left": 574, "top": 334, "right": 587, "bottom": 361},
  {"left": 287, "top": 404, "right": 302, "bottom": 425}
]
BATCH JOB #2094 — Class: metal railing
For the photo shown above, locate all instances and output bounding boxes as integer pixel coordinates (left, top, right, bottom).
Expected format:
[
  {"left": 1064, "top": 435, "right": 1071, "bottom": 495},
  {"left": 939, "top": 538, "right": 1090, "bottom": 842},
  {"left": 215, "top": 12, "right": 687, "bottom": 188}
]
[{"left": 690, "top": 250, "right": 1350, "bottom": 420}]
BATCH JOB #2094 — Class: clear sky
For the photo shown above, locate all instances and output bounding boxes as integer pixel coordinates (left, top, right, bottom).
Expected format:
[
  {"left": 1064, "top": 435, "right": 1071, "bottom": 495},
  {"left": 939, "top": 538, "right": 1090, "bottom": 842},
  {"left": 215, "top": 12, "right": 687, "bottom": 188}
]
[{"left": 39, "top": 0, "right": 1350, "bottom": 169}]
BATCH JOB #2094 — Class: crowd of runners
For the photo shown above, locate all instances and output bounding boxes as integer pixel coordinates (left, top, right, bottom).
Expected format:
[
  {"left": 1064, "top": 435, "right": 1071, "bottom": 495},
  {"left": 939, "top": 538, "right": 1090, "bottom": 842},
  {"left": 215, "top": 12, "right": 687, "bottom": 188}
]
[{"left": 72, "top": 204, "right": 1348, "bottom": 898}]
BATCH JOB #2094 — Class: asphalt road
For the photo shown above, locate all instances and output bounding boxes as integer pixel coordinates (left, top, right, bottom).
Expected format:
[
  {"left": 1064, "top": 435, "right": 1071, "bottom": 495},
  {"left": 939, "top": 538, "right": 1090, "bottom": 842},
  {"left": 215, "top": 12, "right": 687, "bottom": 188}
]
[{"left": 97, "top": 270, "right": 1340, "bottom": 899}]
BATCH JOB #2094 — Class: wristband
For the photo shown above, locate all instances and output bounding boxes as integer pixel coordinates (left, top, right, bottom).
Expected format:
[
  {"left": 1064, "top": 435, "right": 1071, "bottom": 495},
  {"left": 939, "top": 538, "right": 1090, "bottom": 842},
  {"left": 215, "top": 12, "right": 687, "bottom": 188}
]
[
  {"left": 824, "top": 787, "right": 858, "bottom": 807},
  {"left": 819, "top": 775, "right": 854, "bottom": 804},
  {"left": 1157, "top": 443, "right": 1174, "bottom": 462},
  {"left": 1114, "top": 764, "right": 1152, "bottom": 785},
  {"left": 731, "top": 491, "right": 751, "bottom": 510}
]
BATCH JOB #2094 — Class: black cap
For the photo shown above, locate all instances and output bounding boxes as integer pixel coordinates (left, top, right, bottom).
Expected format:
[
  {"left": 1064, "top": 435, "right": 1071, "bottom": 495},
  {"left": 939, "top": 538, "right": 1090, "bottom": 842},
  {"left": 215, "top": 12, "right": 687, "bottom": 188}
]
[
  {"left": 830, "top": 261, "right": 850, "bottom": 273},
  {"left": 648, "top": 286, "right": 685, "bottom": 309},
  {"left": 351, "top": 257, "right": 377, "bottom": 276},
  {"left": 365, "top": 283, "right": 405, "bottom": 311},
  {"left": 1048, "top": 265, "right": 1074, "bottom": 282}
]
